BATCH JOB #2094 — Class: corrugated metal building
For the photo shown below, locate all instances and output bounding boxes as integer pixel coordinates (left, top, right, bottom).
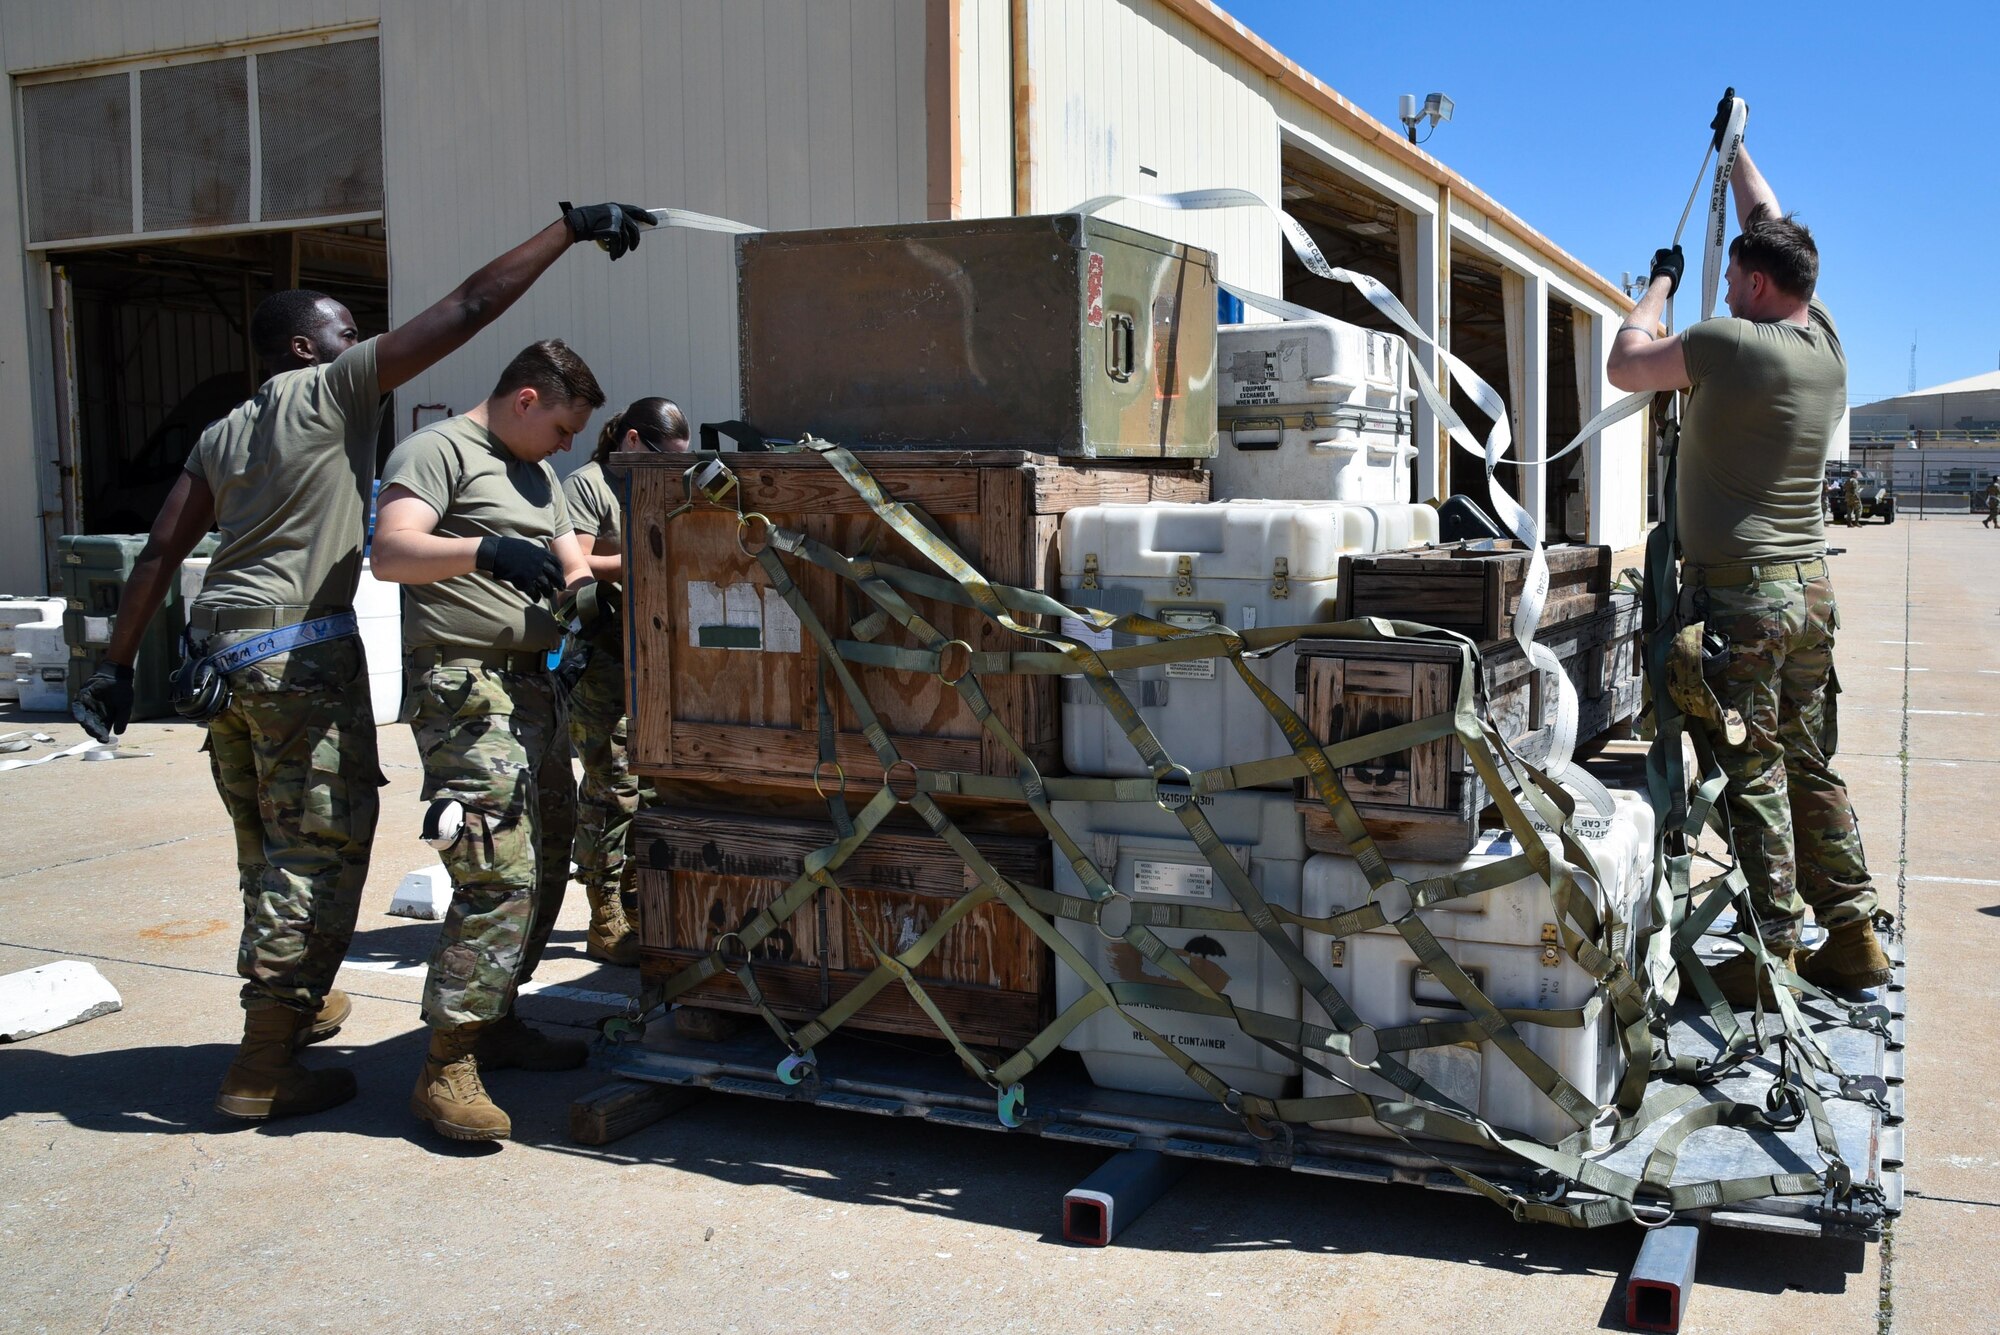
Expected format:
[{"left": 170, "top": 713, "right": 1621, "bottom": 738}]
[
  {"left": 0, "top": 0, "right": 1647, "bottom": 596},
  {"left": 1852, "top": 372, "right": 2000, "bottom": 440}
]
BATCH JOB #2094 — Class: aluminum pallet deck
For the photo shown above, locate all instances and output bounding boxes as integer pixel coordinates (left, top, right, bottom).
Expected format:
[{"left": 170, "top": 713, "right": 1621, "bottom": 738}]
[{"left": 590, "top": 939, "right": 1904, "bottom": 1241}]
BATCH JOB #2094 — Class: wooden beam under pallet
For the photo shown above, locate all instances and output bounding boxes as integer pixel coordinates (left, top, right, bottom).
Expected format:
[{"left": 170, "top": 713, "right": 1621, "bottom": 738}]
[{"left": 568, "top": 1079, "right": 705, "bottom": 1147}]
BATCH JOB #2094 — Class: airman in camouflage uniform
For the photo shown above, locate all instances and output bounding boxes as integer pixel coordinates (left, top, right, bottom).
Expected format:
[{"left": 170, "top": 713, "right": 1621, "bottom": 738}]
[
  {"left": 1690, "top": 568, "right": 1875, "bottom": 935},
  {"left": 72, "top": 203, "right": 661, "bottom": 1124},
  {"left": 1607, "top": 136, "right": 1888, "bottom": 1006},
  {"left": 1841, "top": 472, "right": 1862, "bottom": 527},
  {"left": 560, "top": 397, "right": 690, "bottom": 963},
  {"left": 375, "top": 338, "right": 609, "bottom": 1142}
]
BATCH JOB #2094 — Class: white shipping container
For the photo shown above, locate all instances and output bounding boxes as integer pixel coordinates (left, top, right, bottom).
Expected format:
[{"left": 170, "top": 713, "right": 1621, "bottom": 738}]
[
  {"left": 1053, "top": 791, "right": 1309, "bottom": 1101},
  {"left": 1059, "top": 499, "right": 1437, "bottom": 781},
  {"left": 354, "top": 563, "right": 403, "bottom": 728},
  {"left": 0, "top": 599, "right": 65, "bottom": 701},
  {"left": 13, "top": 620, "right": 71, "bottom": 712},
  {"left": 1297, "top": 789, "right": 1656, "bottom": 1144},
  {"left": 1215, "top": 317, "right": 1418, "bottom": 504}
]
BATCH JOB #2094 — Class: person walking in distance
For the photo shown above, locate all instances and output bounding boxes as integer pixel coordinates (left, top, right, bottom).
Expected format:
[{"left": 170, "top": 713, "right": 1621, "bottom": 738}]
[
  {"left": 561, "top": 398, "right": 691, "bottom": 965},
  {"left": 1608, "top": 103, "right": 1889, "bottom": 1006},
  {"left": 70, "top": 201, "right": 656, "bottom": 1122},
  {"left": 1983, "top": 477, "right": 1999, "bottom": 529},
  {"left": 373, "top": 340, "right": 616, "bottom": 1142}
]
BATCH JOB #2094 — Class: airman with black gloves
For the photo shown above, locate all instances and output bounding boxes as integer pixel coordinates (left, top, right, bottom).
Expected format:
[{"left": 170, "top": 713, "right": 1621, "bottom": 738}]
[
  {"left": 71, "top": 200, "right": 657, "bottom": 1126},
  {"left": 1609, "top": 99, "right": 1886, "bottom": 1007},
  {"left": 372, "top": 339, "right": 621, "bottom": 1143}
]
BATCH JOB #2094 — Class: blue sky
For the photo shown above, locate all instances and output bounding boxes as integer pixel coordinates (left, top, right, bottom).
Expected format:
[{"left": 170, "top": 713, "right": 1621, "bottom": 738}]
[{"left": 1220, "top": 0, "right": 2000, "bottom": 404}]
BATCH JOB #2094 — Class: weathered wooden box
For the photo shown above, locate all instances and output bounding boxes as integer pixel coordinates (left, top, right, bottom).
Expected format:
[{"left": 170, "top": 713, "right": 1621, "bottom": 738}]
[
  {"left": 633, "top": 806, "right": 1053, "bottom": 1050},
  {"left": 1294, "top": 594, "right": 1642, "bottom": 858},
  {"left": 1332, "top": 540, "right": 1613, "bottom": 641},
  {"left": 611, "top": 449, "right": 1207, "bottom": 795}
]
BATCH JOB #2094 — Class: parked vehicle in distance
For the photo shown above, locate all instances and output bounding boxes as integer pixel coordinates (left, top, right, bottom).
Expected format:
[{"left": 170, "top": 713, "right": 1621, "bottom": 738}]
[{"left": 1827, "top": 465, "right": 1895, "bottom": 524}]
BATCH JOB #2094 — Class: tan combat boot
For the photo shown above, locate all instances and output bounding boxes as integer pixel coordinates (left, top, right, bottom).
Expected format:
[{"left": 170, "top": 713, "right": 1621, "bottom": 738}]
[
  {"left": 297, "top": 988, "right": 352, "bottom": 1049},
  {"left": 410, "top": 1026, "right": 511, "bottom": 1142},
  {"left": 475, "top": 1010, "right": 589, "bottom": 1071},
  {"left": 585, "top": 886, "right": 641, "bottom": 966},
  {"left": 1707, "top": 944, "right": 1798, "bottom": 1009},
  {"left": 1798, "top": 919, "right": 1893, "bottom": 991},
  {"left": 215, "top": 1004, "right": 358, "bottom": 1120}
]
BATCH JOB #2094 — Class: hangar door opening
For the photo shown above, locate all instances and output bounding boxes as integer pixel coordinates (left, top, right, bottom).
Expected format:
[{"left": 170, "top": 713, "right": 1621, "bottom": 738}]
[
  {"left": 1276, "top": 144, "right": 1422, "bottom": 503},
  {"left": 20, "top": 35, "right": 386, "bottom": 542}
]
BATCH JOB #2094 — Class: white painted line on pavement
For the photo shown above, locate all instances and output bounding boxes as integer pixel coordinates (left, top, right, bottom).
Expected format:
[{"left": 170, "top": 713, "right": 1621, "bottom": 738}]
[
  {"left": 1880, "top": 640, "right": 1926, "bottom": 645},
  {"left": 1908, "top": 875, "right": 2000, "bottom": 887},
  {"left": 1879, "top": 665, "right": 1929, "bottom": 672},
  {"left": 1908, "top": 710, "right": 1988, "bottom": 717}
]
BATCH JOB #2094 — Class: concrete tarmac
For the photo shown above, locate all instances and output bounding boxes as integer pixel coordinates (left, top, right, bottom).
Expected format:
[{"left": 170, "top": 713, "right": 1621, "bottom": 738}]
[{"left": 3, "top": 512, "right": 1991, "bottom": 1333}]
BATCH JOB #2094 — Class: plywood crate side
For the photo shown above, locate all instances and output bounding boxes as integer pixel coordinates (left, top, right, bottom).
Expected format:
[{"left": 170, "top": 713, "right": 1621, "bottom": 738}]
[
  {"left": 1333, "top": 541, "right": 1612, "bottom": 641},
  {"left": 1294, "top": 595, "right": 1642, "bottom": 857},
  {"left": 616, "top": 451, "right": 1205, "bottom": 794},
  {"left": 632, "top": 804, "right": 1054, "bottom": 1049}
]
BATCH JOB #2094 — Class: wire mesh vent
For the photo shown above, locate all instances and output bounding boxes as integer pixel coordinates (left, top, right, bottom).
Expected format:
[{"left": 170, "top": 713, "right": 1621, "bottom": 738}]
[
  {"left": 259, "top": 40, "right": 383, "bottom": 221},
  {"left": 21, "top": 74, "right": 132, "bottom": 243},
  {"left": 140, "top": 59, "right": 252, "bottom": 230}
]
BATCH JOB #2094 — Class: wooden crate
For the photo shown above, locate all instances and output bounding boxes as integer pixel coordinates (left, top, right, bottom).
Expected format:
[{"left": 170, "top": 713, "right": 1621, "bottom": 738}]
[
  {"left": 1294, "top": 595, "right": 1642, "bottom": 859},
  {"left": 612, "top": 450, "right": 1207, "bottom": 795},
  {"left": 1332, "top": 541, "right": 1613, "bottom": 641},
  {"left": 633, "top": 805, "right": 1055, "bottom": 1050}
]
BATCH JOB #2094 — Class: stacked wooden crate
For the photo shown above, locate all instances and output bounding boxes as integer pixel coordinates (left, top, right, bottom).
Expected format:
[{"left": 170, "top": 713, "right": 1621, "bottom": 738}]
[
  {"left": 1294, "top": 541, "right": 1640, "bottom": 858},
  {"left": 616, "top": 450, "right": 1209, "bottom": 1049},
  {"left": 612, "top": 211, "right": 1222, "bottom": 1050}
]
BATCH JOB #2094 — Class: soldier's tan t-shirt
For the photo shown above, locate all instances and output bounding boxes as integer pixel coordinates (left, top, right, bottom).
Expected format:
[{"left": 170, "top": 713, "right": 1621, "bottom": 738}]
[
  {"left": 1676, "top": 298, "right": 1846, "bottom": 566},
  {"left": 184, "top": 338, "right": 383, "bottom": 613},
  {"left": 561, "top": 460, "right": 621, "bottom": 555},
  {"left": 380, "top": 415, "right": 573, "bottom": 654}
]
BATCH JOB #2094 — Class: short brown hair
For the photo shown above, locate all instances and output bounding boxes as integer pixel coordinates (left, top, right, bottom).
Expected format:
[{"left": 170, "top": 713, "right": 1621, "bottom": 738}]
[
  {"left": 1729, "top": 208, "right": 1819, "bottom": 301},
  {"left": 491, "top": 339, "right": 606, "bottom": 408}
]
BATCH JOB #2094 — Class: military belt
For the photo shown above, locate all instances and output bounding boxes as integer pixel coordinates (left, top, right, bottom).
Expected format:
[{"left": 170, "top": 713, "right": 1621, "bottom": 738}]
[
  {"left": 1685, "top": 555, "right": 1828, "bottom": 588},
  {"left": 190, "top": 603, "right": 346, "bottom": 633},
  {"left": 405, "top": 645, "right": 550, "bottom": 674}
]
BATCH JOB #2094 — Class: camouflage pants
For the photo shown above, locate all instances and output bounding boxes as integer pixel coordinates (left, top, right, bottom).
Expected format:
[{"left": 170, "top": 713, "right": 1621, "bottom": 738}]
[
  {"left": 205, "top": 635, "right": 381, "bottom": 1013},
  {"left": 1689, "top": 571, "right": 1875, "bottom": 947},
  {"left": 567, "top": 641, "right": 644, "bottom": 907},
  {"left": 406, "top": 660, "right": 576, "bottom": 1030}
]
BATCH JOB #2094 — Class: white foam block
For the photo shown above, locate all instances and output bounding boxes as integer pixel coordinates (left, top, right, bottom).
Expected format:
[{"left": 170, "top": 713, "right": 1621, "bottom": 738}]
[
  {"left": 388, "top": 864, "right": 453, "bottom": 921},
  {"left": 0, "top": 961, "right": 123, "bottom": 1041}
]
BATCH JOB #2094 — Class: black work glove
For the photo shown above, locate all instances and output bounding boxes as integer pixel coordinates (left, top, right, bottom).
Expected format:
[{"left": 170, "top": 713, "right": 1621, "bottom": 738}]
[
  {"left": 559, "top": 201, "right": 655, "bottom": 260},
  {"left": 477, "top": 536, "right": 563, "bottom": 601},
  {"left": 72, "top": 662, "right": 135, "bottom": 743},
  {"left": 1649, "top": 245, "right": 1685, "bottom": 298},
  {"left": 1709, "top": 87, "right": 1736, "bottom": 150}
]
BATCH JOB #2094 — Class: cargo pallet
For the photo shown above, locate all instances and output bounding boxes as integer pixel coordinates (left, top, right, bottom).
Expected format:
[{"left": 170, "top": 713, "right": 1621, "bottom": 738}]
[{"left": 576, "top": 937, "right": 1903, "bottom": 1333}]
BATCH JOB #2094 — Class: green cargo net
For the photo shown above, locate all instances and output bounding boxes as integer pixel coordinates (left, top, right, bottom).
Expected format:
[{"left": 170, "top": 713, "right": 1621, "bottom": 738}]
[{"left": 614, "top": 439, "right": 1888, "bottom": 1229}]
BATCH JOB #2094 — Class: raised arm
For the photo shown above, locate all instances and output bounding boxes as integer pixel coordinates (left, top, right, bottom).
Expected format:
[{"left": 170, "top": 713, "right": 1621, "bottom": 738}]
[
  {"left": 1731, "top": 144, "right": 1780, "bottom": 229},
  {"left": 1607, "top": 249, "right": 1693, "bottom": 393},
  {"left": 373, "top": 202, "right": 655, "bottom": 393}
]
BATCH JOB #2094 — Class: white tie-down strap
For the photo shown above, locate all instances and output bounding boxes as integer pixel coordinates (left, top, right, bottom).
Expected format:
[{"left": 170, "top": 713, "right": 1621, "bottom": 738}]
[
  {"left": 1697, "top": 97, "right": 1748, "bottom": 326},
  {"left": 636, "top": 207, "right": 767, "bottom": 237},
  {"left": 1070, "top": 187, "right": 1623, "bottom": 815}
]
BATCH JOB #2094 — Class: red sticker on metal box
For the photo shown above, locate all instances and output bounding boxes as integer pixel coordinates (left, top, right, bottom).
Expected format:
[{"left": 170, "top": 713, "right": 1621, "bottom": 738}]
[{"left": 1086, "top": 252, "right": 1105, "bottom": 327}]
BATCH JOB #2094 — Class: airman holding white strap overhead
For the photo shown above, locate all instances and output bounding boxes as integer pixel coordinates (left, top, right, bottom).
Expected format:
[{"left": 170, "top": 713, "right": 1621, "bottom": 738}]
[
  {"left": 69, "top": 199, "right": 658, "bottom": 1124},
  {"left": 1609, "top": 96, "right": 1886, "bottom": 1007}
]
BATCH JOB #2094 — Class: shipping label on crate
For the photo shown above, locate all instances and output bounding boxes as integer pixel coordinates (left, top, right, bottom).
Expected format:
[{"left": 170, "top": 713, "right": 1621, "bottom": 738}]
[
  {"left": 1060, "top": 616, "right": 1115, "bottom": 652},
  {"left": 1164, "top": 656, "right": 1216, "bottom": 681},
  {"left": 1086, "top": 252, "right": 1106, "bottom": 328},
  {"left": 687, "top": 582, "right": 802, "bottom": 653},
  {"left": 1133, "top": 858, "right": 1215, "bottom": 900}
]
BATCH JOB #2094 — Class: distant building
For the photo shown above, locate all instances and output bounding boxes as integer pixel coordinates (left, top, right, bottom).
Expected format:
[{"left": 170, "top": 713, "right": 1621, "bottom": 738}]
[
  {"left": 1851, "top": 371, "right": 2000, "bottom": 441},
  {"left": 0, "top": 0, "right": 1649, "bottom": 595}
]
